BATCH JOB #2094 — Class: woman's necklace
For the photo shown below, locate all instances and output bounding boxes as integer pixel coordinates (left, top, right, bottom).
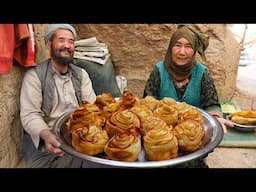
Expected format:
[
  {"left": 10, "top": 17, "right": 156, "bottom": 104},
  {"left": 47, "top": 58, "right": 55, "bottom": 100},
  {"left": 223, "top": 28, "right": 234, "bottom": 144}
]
[{"left": 174, "top": 77, "right": 189, "bottom": 88}]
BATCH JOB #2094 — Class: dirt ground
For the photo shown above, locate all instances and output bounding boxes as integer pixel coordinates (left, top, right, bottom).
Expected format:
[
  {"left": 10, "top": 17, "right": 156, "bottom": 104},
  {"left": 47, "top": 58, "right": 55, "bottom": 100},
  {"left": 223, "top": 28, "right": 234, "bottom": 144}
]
[
  {"left": 206, "top": 147, "right": 256, "bottom": 168},
  {"left": 206, "top": 65, "right": 256, "bottom": 169}
]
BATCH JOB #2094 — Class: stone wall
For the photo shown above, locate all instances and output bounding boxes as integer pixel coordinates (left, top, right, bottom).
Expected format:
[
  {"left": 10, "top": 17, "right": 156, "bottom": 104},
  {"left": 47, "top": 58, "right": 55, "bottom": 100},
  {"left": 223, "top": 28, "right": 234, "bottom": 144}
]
[
  {"left": 0, "top": 24, "right": 242, "bottom": 167},
  {"left": 77, "top": 24, "right": 241, "bottom": 100},
  {"left": 35, "top": 24, "right": 241, "bottom": 100},
  {"left": 0, "top": 61, "right": 25, "bottom": 167}
]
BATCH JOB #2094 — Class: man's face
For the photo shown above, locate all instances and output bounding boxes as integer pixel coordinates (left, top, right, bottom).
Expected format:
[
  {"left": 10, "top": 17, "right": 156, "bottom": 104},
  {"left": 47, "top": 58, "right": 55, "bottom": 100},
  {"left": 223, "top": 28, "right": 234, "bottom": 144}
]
[{"left": 49, "top": 29, "right": 75, "bottom": 66}]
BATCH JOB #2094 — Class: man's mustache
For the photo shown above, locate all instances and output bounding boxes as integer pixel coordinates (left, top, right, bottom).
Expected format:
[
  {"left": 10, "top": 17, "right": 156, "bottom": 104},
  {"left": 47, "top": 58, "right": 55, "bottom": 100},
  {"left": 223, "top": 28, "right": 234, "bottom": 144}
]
[{"left": 59, "top": 48, "right": 72, "bottom": 54}]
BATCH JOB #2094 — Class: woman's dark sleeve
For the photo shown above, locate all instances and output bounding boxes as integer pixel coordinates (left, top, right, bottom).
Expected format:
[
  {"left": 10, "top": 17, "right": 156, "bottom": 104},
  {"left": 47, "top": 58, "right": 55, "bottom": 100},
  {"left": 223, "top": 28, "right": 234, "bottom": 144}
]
[
  {"left": 200, "top": 69, "right": 222, "bottom": 115},
  {"left": 143, "top": 66, "right": 161, "bottom": 99}
]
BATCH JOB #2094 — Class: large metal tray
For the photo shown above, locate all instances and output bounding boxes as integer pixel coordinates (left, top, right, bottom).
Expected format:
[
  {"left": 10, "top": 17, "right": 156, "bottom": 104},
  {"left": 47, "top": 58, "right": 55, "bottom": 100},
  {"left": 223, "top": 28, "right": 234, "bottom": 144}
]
[{"left": 53, "top": 108, "right": 224, "bottom": 168}]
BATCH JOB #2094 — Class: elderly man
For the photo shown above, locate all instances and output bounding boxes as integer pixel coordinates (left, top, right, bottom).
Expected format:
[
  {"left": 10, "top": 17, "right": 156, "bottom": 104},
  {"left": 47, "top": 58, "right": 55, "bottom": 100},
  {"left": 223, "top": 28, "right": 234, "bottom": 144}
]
[{"left": 20, "top": 24, "right": 105, "bottom": 168}]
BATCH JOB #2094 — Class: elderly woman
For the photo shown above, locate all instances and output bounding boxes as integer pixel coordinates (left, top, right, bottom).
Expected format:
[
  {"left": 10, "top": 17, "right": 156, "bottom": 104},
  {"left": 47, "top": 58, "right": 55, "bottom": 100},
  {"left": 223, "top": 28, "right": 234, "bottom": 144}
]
[{"left": 143, "top": 24, "right": 233, "bottom": 168}]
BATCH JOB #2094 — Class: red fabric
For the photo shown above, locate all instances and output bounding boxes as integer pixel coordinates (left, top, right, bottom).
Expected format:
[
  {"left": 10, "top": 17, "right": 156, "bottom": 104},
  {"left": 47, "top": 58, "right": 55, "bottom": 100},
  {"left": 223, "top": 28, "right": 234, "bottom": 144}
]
[
  {"left": 0, "top": 24, "right": 37, "bottom": 74},
  {"left": 0, "top": 24, "right": 15, "bottom": 74}
]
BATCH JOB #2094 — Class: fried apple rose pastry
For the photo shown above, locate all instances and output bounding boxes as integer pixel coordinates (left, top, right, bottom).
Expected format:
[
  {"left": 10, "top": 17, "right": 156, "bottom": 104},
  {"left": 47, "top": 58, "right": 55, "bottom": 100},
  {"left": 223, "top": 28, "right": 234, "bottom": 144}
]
[
  {"left": 158, "top": 97, "right": 177, "bottom": 108},
  {"left": 140, "top": 96, "right": 159, "bottom": 111},
  {"left": 176, "top": 102, "right": 192, "bottom": 114},
  {"left": 82, "top": 103, "right": 102, "bottom": 115},
  {"left": 141, "top": 115, "right": 171, "bottom": 136},
  {"left": 173, "top": 119, "right": 205, "bottom": 152},
  {"left": 104, "top": 132, "right": 141, "bottom": 162},
  {"left": 143, "top": 127, "right": 178, "bottom": 161},
  {"left": 66, "top": 103, "right": 105, "bottom": 132},
  {"left": 153, "top": 104, "right": 178, "bottom": 126},
  {"left": 94, "top": 93, "right": 116, "bottom": 109},
  {"left": 118, "top": 91, "right": 138, "bottom": 110},
  {"left": 178, "top": 108, "right": 204, "bottom": 126},
  {"left": 72, "top": 125, "right": 109, "bottom": 156},
  {"left": 129, "top": 105, "right": 154, "bottom": 123},
  {"left": 104, "top": 109, "right": 140, "bottom": 138},
  {"left": 101, "top": 102, "right": 121, "bottom": 120}
]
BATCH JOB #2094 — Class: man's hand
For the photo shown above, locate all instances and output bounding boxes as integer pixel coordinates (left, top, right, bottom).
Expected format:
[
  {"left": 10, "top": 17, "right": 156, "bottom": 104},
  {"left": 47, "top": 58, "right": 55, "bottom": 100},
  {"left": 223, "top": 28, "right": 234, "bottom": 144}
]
[{"left": 40, "top": 129, "right": 65, "bottom": 156}]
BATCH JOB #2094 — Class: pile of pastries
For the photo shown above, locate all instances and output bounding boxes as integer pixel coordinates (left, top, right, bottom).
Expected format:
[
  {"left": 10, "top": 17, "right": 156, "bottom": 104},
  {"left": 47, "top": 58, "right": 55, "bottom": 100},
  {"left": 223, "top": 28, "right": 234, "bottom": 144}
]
[
  {"left": 66, "top": 91, "right": 205, "bottom": 162},
  {"left": 228, "top": 111, "right": 256, "bottom": 126}
]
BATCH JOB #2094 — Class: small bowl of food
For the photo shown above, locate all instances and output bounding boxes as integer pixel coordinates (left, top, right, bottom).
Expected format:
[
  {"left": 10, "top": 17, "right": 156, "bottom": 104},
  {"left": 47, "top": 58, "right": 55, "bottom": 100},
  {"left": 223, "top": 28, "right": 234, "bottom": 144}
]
[{"left": 228, "top": 111, "right": 256, "bottom": 132}]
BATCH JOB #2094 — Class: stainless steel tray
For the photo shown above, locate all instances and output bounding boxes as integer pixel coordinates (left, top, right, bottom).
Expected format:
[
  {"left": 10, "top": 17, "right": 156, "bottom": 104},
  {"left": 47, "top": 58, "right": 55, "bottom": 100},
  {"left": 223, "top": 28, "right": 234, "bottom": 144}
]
[{"left": 53, "top": 107, "right": 224, "bottom": 168}]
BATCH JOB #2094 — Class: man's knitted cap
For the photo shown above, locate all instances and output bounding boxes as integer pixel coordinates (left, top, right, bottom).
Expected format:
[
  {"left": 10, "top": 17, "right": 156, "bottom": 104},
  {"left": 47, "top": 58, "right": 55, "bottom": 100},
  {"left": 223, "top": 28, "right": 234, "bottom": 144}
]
[{"left": 44, "top": 24, "right": 77, "bottom": 43}]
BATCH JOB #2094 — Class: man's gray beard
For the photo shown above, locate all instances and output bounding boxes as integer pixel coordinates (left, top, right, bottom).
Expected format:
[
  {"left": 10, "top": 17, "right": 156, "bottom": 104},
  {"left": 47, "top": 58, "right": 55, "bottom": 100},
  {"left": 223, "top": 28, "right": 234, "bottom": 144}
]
[{"left": 53, "top": 55, "right": 73, "bottom": 66}]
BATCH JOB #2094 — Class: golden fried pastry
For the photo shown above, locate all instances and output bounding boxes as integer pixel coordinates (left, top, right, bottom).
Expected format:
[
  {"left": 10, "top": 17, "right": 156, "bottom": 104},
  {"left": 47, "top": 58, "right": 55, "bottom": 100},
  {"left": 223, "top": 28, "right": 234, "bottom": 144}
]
[
  {"left": 178, "top": 108, "right": 204, "bottom": 126},
  {"left": 119, "top": 91, "right": 138, "bottom": 110},
  {"left": 229, "top": 111, "right": 256, "bottom": 118},
  {"left": 67, "top": 120, "right": 88, "bottom": 132},
  {"left": 153, "top": 104, "right": 178, "bottom": 126},
  {"left": 68, "top": 111, "right": 105, "bottom": 132},
  {"left": 176, "top": 102, "right": 192, "bottom": 114},
  {"left": 230, "top": 116, "right": 256, "bottom": 125},
  {"left": 69, "top": 103, "right": 101, "bottom": 119},
  {"left": 143, "top": 127, "right": 178, "bottom": 161},
  {"left": 141, "top": 115, "right": 171, "bottom": 136},
  {"left": 72, "top": 125, "right": 109, "bottom": 156},
  {"left": 104, "top": 133, "right": 141, "bottom": 162},
  {"left": 104, "top": 109, "right": 140, "bottom": 137},
  {"left": 229, "top": 111, "right": 256, "bottom": 125},
  {"left": 158, "top": 97, "right": 177, "bottom": 108},
  {"left": 140, "top": 96, "right": 159, "bottom": 111},
  {"left": 67, "top": 103, "right": 105, "bottom": 132},
  {"left": 83, "top": 103, "right": 102, "bottom": 115},
  {"left": 173, "top": 119, "right": 205, "bottom": 152},
  {"left": 94, "top": 93, "right": 116, "bottom": 109},
  {"left": 101, "top": 102, "right": 121, "bottom": 120},
  {"left": 72, "top": 102, "right": 102, "bottom": 115},
  {"left": 129, "top": 105, "right": 154, "bottom": 123}
]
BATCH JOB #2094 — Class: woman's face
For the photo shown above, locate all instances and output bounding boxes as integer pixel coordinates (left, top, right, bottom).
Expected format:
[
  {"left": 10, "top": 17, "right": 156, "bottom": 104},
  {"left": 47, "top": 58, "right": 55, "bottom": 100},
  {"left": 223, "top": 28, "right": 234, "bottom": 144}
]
[{"left": 171, "top": 38, "right": 195, "bottom": 66}]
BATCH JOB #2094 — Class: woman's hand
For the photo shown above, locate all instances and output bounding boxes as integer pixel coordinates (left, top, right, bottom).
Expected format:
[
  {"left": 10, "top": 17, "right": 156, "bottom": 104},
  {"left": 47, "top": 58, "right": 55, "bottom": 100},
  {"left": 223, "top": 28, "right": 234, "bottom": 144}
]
[
  {"left": 216, "top": 117, "right": 234, "bottom": 127},
  {"left": 209, "top": 112, "right": 234, "bottom": 134},
  {"left": 40, "top": 129, "right": 65, "bottom": 156}
]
